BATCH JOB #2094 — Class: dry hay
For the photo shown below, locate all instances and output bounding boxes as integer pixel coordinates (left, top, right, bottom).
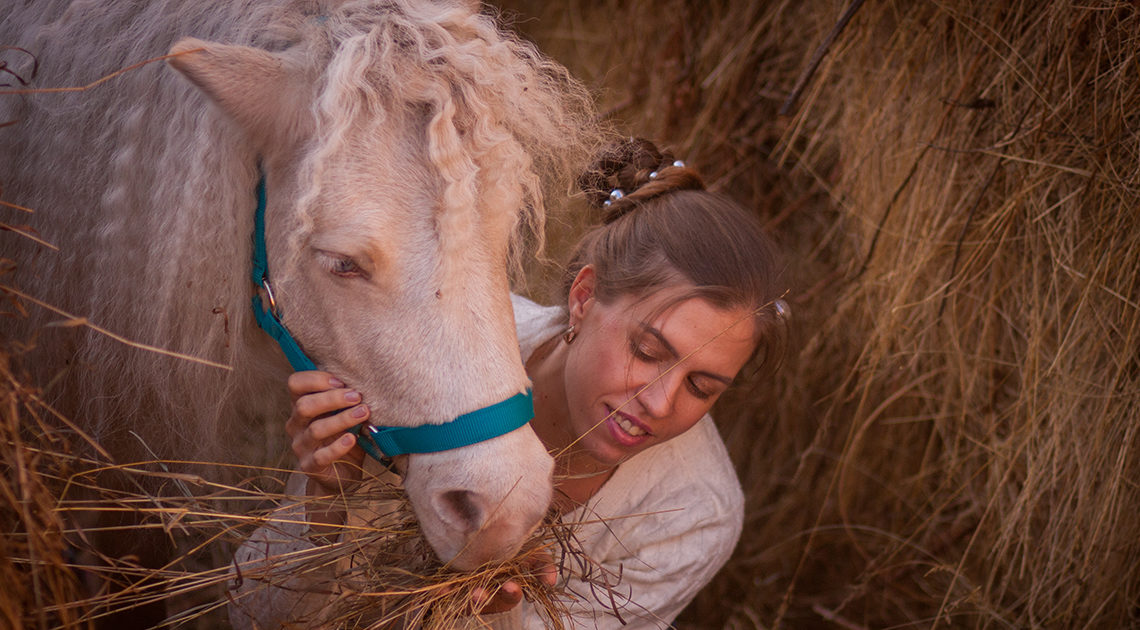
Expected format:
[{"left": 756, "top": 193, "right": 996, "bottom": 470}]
[
  {"left": 498, "top": 0, "right": 1140, "bottom": 628},
  {"left": 0, "top": 328, "right": 612, "bottom": 628}
]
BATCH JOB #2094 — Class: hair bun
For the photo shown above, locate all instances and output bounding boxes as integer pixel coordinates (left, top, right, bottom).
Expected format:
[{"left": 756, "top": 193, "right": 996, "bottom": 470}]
[{"left": 578, "top": 137, "right": 706, "bottom": 223}]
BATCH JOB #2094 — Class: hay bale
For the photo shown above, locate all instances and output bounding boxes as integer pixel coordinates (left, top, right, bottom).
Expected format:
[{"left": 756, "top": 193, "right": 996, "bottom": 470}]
[{"left": 498, "top": 1, "right": 1140, "bottom": 627}]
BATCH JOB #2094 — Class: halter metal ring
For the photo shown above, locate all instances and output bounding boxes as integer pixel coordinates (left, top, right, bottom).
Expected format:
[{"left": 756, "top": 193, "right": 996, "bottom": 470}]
[{"left": 260, "top": 276, "right": 280, "bottom": 318}]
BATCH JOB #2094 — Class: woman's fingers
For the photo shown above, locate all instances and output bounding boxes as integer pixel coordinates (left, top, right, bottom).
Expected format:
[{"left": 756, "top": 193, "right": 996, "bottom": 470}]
[
  {"left": 282, "top": 371, "right": 370, "bottom": 498},
  {"left": 286, "top": 388, "right": 364, "bottom": 439},
  {"left": 309, "top": 404, "right": 370, "bottom": 441},
  {"left": 473, "top": 581, "right": 524, "bottom": 614},
  {"left": 294, "top": 388, "right": 362, "bottom": 422},
  {"left": 301, "top": 435, "right": 365, "bottom": 491},
  {"left": 463, "top": 550, "right": 556, "bottom": 614},
  {"left": 292, "top": 405, "right": 369, "bottom": 448},
  {"left": 286, "top": 370, "right": 344, "bottom": 399},
  {"left": 292, "top": 404, "right": 370, "bottom": 460},
  {"left": 309, "top": 432, "right": 358, "bottom": 470},
  {"left": 524, "top": 551, "right": 557, "bottom": 588}
]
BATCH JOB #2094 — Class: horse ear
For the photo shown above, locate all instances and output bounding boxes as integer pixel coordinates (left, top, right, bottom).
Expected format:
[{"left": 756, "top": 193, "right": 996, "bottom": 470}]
[{"left": 167, "top": 37, "right": 308, "bottom": 149}]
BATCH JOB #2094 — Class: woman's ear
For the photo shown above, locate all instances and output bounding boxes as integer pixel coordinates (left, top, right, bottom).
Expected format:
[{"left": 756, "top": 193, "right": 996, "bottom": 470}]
[{"left": 567, "top": 265, "right": 597, "bottom": 324}]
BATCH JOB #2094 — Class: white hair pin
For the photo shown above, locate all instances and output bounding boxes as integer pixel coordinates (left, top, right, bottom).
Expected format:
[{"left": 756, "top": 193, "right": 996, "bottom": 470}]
[{"left": 603, "top": 188, "right": 624, "bottom": 207}]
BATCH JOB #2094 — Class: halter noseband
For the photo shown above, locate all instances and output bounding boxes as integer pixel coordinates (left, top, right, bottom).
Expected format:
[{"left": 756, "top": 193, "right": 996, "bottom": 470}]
[{"left": 249, "top": 174, "right": 534, "bottom": 463}]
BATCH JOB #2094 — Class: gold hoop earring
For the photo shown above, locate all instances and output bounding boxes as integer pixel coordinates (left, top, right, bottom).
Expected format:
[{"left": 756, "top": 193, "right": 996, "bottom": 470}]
[{"left": 562, "top": 324, "right": 577, "bottom": 345}]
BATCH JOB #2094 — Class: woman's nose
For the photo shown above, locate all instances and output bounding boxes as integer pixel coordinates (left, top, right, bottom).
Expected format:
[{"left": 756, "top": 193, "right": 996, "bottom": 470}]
[{"left": 635, "top": 369, "right": 681, "bottom": 419}]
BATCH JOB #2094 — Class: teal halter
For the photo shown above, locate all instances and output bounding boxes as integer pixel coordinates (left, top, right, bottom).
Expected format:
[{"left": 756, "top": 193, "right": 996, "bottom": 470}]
[{"left": 249, "top": 175, "right": 534, "bottom": 461}]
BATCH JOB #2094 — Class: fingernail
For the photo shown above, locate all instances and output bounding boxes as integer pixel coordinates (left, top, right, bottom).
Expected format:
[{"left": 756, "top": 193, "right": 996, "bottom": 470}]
[
  {"left": 345, "top": 390, "right": 361, "bottom": 403},
  {"left": 351, "top": 405, "right": 368, "bottom": 418},
  {"left": 340, "top": 433, "right": 355, "bottom": 446},
  {"left": 329, "top": 377, "right": 345, "bottom": 388}
]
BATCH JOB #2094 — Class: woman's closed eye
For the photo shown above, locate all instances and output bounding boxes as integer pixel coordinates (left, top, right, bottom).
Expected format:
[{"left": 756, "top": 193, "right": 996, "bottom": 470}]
[
  {"left": 630, "top": 336, "right": 666, "bottom": 363},
  {"left": 685, "top": 376, "right": 713, "bottom": 400},
  {"left": 631, "top": 335, "right": 716, "bottom": 400}
]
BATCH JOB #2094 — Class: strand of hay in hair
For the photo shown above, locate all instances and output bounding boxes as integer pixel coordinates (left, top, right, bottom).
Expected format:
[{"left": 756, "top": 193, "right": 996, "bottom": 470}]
[{"left": 500, "top": 1, "right": 1140, "bottom": 628}]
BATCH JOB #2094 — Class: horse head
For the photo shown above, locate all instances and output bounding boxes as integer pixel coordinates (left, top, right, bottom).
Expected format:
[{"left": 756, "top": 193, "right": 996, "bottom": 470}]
[{"left": 166, "top": 2, "right": 589, "bottom": 569}]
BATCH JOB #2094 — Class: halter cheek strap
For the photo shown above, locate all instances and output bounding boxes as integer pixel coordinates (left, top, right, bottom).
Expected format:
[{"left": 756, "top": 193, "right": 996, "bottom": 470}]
[
  {"left": 249, "top": 174, "right": 534, "bottom": 462},
  {"left": 251, "top": 177, "right": 316, "bottom": 372}
]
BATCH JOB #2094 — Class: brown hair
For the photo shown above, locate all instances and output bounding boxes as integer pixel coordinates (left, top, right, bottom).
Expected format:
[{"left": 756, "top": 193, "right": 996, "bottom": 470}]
[{"left": 565, "top": 138, "right": 788, "bottom": 370}]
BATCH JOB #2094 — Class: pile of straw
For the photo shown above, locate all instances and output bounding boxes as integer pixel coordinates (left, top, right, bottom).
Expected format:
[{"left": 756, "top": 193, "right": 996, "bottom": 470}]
[
  {"left": 0, "top": 347, "right": 87, "bottom": 628},
  {"left": 0, "top": 336, "right": 588, "bottom": 628},
  {"left": 500, "top": 0, "right": 1140, "bottom": 627},
  {"left": 1, "top": 311, "right": 611, "bottom": 628}
]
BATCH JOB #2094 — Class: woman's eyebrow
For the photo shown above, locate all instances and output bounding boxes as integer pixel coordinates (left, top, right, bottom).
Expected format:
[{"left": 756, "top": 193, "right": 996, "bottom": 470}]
[{"left": 638, "top": 323, "right": 734, "bottom": 385}]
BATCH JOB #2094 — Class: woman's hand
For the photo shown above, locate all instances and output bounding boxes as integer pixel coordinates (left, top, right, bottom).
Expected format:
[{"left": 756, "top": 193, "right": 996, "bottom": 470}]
[
  {"left": 284, "top": 371, "right": 369, "bottom": 497},
  {"left": 457, "top": 549, "right": 558, "bottom": 616}
]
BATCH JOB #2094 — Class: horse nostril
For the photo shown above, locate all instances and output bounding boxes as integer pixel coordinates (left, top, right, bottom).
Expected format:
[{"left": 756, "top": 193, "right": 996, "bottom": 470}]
[{"left": 435, "top": 489, "right": 485, "bottom": 534}]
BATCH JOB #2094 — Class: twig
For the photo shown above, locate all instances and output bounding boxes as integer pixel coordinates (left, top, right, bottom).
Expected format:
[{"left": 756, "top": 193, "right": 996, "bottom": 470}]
[
  {"left": 0, "top": 200, "right": 35, "bottom": 213},
  {"left": 779, "top": 0, "right": 867, "bottom": 116},
  {"left": 0, "top": 49, "right": 204, "bottom": 95},
  {"left": 0, "top": 284, "right": 231, "bottom": 370},
  {"left": 938, "top": 100, "right": 1034, "bottom": 318},
  {"left": 937, "top": 159, "right": 1002, "bottom": 319},
  {"left": 0, "top": 222, "right": 58, "bottom": 250}
]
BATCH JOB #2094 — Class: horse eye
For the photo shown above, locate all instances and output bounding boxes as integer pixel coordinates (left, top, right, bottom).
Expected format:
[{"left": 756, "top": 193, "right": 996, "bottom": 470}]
[
  {"left": 318, "top": 251, "right": 367, "bottom": 279},
  {"left": 331, "top": 257, "right": 361, "bottom": 277}
]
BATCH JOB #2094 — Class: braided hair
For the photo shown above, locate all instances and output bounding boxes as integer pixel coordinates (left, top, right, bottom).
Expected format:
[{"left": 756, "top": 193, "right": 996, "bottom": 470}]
[
  {"left": 577, "top": 137, "right": 704, "bottom": 223},
  {"left": 565, "top": 137, "right": 788, "bottom": 369}
]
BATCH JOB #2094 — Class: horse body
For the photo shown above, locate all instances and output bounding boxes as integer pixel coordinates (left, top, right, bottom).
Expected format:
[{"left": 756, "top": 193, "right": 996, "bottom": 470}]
[{"left": 1, "top": 0, "right": 597, "bottom": 569}]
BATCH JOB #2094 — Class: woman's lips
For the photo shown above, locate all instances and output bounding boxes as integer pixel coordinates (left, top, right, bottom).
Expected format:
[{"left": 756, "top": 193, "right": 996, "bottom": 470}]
[{"left": 604, "top": 404, "right": 652, "bottom": 447}]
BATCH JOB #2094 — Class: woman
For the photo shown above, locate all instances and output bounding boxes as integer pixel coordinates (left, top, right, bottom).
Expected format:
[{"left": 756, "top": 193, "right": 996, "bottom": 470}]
[{"left": 232, "top": 139, "right": 787, "bottom": 629}]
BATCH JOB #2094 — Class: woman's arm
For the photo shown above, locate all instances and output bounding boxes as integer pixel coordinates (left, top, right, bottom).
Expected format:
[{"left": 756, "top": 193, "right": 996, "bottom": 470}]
[
  {"left": 228, "top": 471, "right": 342, "bottom": 630},
  {"left": 229, "top": 371, "right": 367, "bottom": 629}
]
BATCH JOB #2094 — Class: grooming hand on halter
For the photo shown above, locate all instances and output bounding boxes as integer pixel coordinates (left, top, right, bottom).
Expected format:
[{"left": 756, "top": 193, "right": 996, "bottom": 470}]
[{"left": 244, "top": 138, "right": 790, "bottom": 628}]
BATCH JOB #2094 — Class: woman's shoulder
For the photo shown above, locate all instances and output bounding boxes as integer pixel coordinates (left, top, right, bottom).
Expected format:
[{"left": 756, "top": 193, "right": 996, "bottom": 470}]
[{"left": 511, "top": 293, "right": 565, "bottom": 361}]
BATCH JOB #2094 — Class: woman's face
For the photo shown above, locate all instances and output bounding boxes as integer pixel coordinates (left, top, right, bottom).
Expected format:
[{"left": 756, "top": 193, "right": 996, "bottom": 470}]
[{"left": 561, "top": 268, "right": 757, "bottom": 469}]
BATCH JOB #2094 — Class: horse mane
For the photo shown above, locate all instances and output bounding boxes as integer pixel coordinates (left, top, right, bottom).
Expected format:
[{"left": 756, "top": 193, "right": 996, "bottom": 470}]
[{"left": 290, "top": 0, "right": 602, "bottom": 282}]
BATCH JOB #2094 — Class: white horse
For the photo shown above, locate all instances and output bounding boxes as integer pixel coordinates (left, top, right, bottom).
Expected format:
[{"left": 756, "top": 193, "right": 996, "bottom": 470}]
[{"left": 0, "top": 0, "right": 598, "bottom": 572}]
